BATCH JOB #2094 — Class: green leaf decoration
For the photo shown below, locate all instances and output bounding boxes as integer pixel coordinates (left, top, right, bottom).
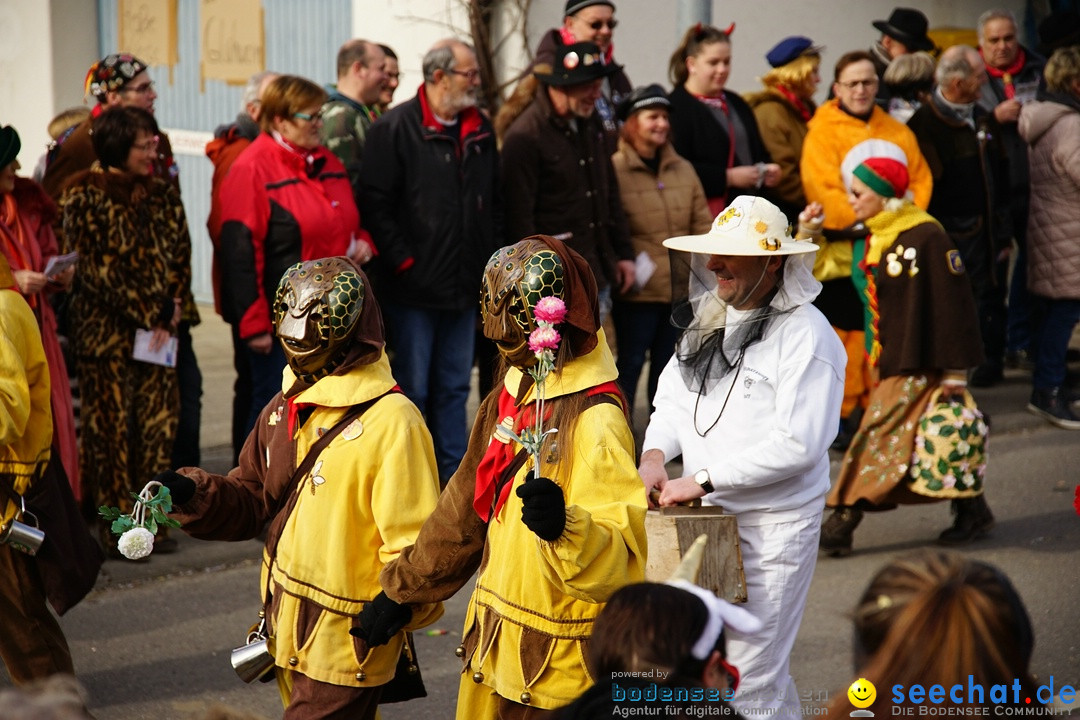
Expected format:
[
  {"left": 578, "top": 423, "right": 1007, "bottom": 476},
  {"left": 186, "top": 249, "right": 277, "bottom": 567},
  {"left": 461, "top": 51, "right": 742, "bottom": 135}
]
[
  {"left": 951, "top": 406, "right": 962, "bottom": 417},
  {"left": 98, "top": 506, "right": 121, "bottom": 521},
  {"left": 111, "top": 516, "right": 135, "bottom": 534},
  {"left": 959, "top": 425, "right": 970, "bottom": 440},
  {"left": 937, "top": 458, "right": 949, "bottom": 475},
  {"left": 145, "top": 518, "right": 158, "bottom": 536},
  {"left": 930, "top": 414, "right": 946, "bottom": 423},
  {"left": 939, "top": 425, "right": 955, "bottom": 437},
  {"left": 923, "top": 439, "right": 935, "bottom": 455},
  {"left": 921, "top": 469, "right": 933, "bottom": 480},
  {"left": 948, "top": 450, "right": 963, "bottom": 463},
  {"left": 927, "top": 479, "right": 942, "bottom": 490}
]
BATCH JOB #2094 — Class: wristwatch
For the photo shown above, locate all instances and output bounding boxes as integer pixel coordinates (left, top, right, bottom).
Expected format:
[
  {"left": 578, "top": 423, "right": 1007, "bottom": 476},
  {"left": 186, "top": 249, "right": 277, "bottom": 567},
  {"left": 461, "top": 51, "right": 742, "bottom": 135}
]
[{"left": 694, "top": 469, "right": 714, "bottom": 494}]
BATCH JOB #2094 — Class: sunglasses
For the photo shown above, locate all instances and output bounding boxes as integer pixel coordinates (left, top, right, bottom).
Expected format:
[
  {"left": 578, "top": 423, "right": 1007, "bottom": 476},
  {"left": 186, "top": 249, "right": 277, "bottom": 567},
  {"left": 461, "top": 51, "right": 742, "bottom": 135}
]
[
  {"left": 837, "top": 79, "right": 878, "bottom": 90},
  {"left": 292, "top": 110, "right": 325, "bottom": 123},
  {"left": 588, "top": 19, "right": 618, "bottom": 30}
]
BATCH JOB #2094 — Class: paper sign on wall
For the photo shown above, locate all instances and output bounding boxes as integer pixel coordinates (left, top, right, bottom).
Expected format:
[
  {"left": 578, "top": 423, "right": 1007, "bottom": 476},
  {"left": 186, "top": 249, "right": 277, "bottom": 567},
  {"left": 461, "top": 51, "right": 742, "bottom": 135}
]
[
  {"left": 118, "top": 0, "right": 178, "bottom": 69},
  {"left": 200, "top": 0, "right": 265, "bottom": 87}
]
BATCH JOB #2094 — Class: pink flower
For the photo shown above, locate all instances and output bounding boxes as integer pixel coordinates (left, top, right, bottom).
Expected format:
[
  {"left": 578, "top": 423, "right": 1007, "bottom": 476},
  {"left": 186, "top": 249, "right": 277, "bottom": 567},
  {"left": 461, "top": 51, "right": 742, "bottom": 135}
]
[
  {"left": 529, "top": 326, "right": 561, "bottom": 355},
  {"left": 534, "top": 296, "right": 567, "bottom": 325},
  {"left": 942, "top": 474, "right": 957, "bottom": 489}
]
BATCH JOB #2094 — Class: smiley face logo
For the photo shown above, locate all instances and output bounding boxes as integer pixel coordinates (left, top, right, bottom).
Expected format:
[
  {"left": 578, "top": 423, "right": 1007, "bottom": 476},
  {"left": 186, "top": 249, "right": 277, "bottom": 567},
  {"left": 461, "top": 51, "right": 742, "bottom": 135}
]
[{"left": 848, "top": 678, "right": 876, "bottom": 709}]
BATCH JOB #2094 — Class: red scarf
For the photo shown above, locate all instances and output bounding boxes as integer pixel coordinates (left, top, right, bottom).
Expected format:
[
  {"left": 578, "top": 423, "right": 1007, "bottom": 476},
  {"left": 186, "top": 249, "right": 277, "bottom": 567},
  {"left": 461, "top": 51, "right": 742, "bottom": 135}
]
[
  {"left": 773, "top": 83, "right": 813, "bottom": 123},
  {"left": 473, "top": 380, "right": 623, "bottom": 522},
  {"left": 981, "top": 47, "right": 1027, "bottom": 99},
  {"left": 0, "top": 193, "right": 40, "bottom": 310}
]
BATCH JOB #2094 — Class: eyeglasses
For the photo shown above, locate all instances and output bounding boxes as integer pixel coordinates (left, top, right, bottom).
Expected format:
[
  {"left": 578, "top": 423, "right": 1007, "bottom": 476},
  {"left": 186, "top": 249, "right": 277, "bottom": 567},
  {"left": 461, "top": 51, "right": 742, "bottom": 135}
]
[
  {"left": 837, "top": 79, "right": 879, "bottom": 90},
  {"left": 292, "top": 110, "right": 324, "bottom": 123},
  {"left": 448, "top": 68, "right": 481, "bottom": 81},
  {"left": 588, "top": 19, "right": 618, "bottom": 30},
  {"left": 122, "top": 81, "right": 155, "bottom": 95},
  {"left": 133, "top": 135, "right": 160, "bottom": 152},
  {"left": 447, "top": 68, "right": 481, "bottom": 81}
]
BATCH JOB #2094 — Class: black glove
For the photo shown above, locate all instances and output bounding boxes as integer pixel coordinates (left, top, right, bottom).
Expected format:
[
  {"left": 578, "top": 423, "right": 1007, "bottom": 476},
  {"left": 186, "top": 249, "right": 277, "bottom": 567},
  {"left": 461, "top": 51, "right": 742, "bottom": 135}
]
[
  {"left": 516, "top": 477, "right": 566, "bottom": 541},
  {"left": 153, "top": 470, "right": 196, "bottom": 506},
  {"left": 156, "top": 296, "right": 175, "bottom": 325},
  {"left": 350, "top": 591, "right": 412, "bottom": 647}
]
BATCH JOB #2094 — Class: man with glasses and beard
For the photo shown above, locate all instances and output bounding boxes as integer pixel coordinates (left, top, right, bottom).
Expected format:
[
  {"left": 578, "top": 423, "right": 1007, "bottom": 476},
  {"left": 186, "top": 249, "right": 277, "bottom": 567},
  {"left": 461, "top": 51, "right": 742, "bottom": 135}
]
[
  {"left": 360, "top": 39, "right": 503, "bottom": 485},
  {"left": 534, "top": 0, "right": 632, "bottom": 145}
]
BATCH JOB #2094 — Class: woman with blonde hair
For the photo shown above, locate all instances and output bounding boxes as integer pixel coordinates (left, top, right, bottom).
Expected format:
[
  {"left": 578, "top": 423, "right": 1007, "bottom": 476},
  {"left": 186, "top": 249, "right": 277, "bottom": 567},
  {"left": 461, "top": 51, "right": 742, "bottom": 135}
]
[
  {"left": 828, "top": 550, "right": 1040, "bottom": 716},
  {"left": 667, "top": 24, "right": 781, "bottom": 216},
  {"left": 883, "top": 51, "right": 936, "bottom": 123},
  {"left": 747, "top": 36, "right": 823, "bottom": 221}
]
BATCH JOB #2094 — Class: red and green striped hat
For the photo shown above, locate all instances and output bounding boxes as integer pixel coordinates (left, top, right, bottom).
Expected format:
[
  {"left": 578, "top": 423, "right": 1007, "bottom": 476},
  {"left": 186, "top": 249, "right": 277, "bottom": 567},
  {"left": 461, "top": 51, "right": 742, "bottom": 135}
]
[{"left": 852, "top": 157, "right": 909, "bottom": 199}]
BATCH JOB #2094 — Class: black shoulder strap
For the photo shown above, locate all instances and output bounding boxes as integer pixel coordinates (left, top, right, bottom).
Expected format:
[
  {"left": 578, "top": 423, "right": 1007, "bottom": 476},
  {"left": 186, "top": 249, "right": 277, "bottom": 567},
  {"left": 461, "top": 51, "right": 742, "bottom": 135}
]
[{"left": 265, "top": 389, "right": 397, "bottom": 562}]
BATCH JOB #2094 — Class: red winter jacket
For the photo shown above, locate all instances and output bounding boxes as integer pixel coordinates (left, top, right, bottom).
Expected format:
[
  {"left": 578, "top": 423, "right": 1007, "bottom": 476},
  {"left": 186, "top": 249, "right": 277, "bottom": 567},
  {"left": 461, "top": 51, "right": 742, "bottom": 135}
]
[{"left": 219, "top": 133, "right": 366, "bottom": 339}]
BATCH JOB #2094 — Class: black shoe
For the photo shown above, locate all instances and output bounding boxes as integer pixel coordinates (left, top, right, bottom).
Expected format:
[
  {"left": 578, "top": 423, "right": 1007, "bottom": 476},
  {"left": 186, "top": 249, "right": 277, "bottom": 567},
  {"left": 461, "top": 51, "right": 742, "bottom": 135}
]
[
  {"left": 820, "top": 507, "right": 863, "bottom": 557},
  {"left": 1027, "top": 387, "right": 1080, "bottom": 430},
  {"left": 1005, "top": 349, "right": 1034, "bottom": 371},
  {"left": 969, "top": 363, "right": 1004, "bottom": 388},
  {"left": 938, "top": 496, "right": 995, "bottom": 545}
]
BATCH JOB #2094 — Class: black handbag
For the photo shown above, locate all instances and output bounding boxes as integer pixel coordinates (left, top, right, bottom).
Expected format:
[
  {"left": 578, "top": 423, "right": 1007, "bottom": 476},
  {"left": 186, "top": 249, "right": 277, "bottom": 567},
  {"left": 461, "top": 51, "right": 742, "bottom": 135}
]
[
  {"left": 379, "top": 631, "right": 427, "bottom": 704},
  {"left": 25, "top": 453, "right": 104, "bottom": 615}
]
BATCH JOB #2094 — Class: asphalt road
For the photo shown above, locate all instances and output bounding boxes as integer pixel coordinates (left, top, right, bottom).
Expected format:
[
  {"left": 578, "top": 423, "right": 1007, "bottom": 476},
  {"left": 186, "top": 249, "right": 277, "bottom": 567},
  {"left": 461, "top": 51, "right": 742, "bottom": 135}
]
[{"left": 2, "top": 311, "right": 1077, "bottom": 718}]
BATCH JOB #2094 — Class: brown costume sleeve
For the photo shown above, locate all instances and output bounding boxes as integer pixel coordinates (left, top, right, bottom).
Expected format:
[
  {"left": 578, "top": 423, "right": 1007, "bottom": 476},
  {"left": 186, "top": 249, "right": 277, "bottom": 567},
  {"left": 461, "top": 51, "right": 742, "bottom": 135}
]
[
  {"left": 170, "top": 395, "right": 293, "bottom": 541},
  {"left": 378, "top": 395, "right": 499, "bottom": 605}
]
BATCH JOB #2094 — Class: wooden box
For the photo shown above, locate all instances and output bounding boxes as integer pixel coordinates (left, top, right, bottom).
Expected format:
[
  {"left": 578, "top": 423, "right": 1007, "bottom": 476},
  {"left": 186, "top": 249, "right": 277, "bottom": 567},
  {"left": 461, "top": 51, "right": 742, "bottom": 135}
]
[{"left": 644, "top": 507, "right": 747, "bottom": 603}]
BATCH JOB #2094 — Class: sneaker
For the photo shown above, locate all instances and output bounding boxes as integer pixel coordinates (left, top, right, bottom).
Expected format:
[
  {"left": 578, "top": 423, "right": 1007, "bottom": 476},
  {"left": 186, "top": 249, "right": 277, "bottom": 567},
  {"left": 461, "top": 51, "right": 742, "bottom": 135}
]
[
  {"left": 1026, "top": 387, "right": 1080, "bottom": 430},
  {"left": 820, "top": 507, "right": 863, "bottom": 557},
  {"left": 938, "top": 496, "right": 995, "bottom": 545}
]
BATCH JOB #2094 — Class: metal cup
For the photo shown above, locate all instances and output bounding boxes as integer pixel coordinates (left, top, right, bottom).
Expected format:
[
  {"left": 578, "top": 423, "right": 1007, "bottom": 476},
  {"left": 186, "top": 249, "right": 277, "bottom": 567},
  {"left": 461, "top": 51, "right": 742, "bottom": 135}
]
[
  {"left": 230, "top": 622, "right": 274, "bottom": 683},
  {"left": 0, "top": 500, "right": 44, "bottom": 556}
]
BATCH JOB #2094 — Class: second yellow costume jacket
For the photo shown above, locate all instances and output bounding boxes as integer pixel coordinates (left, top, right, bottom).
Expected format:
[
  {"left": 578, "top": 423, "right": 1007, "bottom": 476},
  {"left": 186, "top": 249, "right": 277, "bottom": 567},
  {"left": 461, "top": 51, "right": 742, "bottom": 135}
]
[{"left": 381, "top": 331, "right": 648, "bottom": 709}]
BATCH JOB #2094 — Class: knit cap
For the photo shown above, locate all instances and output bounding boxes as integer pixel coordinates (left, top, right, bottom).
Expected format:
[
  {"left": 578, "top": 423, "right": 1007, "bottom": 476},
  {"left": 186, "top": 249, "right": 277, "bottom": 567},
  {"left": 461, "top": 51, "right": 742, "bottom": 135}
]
[{"left": 853, "top": 157, "right": 909, "bottom": 198}]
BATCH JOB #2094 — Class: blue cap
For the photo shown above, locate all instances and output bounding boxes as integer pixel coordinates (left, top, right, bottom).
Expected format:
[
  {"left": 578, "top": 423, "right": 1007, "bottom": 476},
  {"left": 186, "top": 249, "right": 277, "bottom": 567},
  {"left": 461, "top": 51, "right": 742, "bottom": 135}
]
[{"left": 765, "top": 36, "right": 822, "bottom": 68}]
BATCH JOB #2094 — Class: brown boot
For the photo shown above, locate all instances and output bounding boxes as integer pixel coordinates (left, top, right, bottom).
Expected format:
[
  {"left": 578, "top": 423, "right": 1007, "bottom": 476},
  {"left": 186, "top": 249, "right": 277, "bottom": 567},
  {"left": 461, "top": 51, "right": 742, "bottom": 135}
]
[
  {"left": 937, "top": 495, "right": 994, "bottom": 545},
  {"left": 820, "top": 507, "right": 863, "bottom": 557}
]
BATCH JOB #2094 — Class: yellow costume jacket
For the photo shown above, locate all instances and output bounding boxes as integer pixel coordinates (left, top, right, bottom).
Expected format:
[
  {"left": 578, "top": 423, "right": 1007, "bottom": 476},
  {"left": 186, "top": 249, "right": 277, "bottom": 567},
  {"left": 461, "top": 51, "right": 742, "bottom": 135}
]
[
  {"left": 174, "top": 351, "right": 442, "bottom": 688},
  {"left": 381, "top": 331, "right": 648, "bottom": 709},
  {"left": 801, "top": 100, "right": 933, "bottom": 281},
  {"left": 0, "top": 282, "right": 51, "bottom": 527}
]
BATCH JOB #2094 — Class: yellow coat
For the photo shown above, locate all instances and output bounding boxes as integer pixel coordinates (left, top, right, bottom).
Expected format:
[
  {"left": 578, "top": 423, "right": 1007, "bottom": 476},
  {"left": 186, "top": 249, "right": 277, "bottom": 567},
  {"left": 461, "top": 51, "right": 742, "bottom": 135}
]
[
  {"left": 0, "top": 284, "right": 51, "bottom": 527},
  {"left": 177, "top": 351, "right": 442, "bottom": 689},
  {"left": 382, "top": 331, "right": 648, "bottom": 710}
]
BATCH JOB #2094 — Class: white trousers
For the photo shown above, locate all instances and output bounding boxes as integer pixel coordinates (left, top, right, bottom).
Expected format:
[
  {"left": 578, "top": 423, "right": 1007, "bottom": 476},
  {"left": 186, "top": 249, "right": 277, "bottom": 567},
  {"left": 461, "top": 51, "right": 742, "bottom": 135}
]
[{"left": 726, "top": 514, "right": 821, "bottom": 719}]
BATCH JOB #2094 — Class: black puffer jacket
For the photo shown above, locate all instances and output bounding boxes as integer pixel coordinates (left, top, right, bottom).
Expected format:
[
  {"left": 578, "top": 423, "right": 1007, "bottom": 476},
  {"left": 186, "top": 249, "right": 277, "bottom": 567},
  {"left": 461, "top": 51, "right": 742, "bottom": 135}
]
[{"left": 360, "top": 89, "right": 503, "bottom": 309}]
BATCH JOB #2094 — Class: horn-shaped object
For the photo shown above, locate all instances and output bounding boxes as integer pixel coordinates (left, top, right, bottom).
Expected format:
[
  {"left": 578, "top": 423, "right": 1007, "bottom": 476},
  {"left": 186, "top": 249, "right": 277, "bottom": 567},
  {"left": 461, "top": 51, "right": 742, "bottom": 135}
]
[{"left": 667, "top": 533, "right": 708, "bottom": 584}]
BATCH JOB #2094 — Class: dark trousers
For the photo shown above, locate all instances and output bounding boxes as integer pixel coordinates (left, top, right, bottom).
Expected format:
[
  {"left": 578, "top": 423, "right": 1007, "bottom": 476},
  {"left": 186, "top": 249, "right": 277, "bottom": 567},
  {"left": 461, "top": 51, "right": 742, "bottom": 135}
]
[
  {"left": 1030, "top": 296, "right": 1080, "bottom": 390},
  {"left": 0, "top": 544, "right": 73, "bottom": 683},
  {"left": 612, "top": 301, "right": 680, "bottom": 418},
  {"left": 953, "top": 235, "right": 1007, "bottom": 370},
  {"left": 230, "top": 323, "right": 254, "bottom": 465},
  {"left": 171, "top": 321, "right": 202, "bottom": 469}
]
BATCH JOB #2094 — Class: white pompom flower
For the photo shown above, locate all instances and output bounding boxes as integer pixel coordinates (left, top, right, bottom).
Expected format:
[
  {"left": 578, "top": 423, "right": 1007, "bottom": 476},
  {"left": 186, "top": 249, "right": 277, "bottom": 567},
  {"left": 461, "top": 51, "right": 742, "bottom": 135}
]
[{"left": 117, "top": 527, "right": 155, "bottom": 560}]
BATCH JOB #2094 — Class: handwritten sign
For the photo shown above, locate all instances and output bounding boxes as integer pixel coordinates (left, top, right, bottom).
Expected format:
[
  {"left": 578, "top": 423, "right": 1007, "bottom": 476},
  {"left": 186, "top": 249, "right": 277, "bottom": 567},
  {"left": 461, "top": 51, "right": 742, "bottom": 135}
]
[
  {"left": 201, "top": 0, "right": 265, "bottom": 86},
  {"left": 118, "top": 0, "right": 178, "bottom": 68}
]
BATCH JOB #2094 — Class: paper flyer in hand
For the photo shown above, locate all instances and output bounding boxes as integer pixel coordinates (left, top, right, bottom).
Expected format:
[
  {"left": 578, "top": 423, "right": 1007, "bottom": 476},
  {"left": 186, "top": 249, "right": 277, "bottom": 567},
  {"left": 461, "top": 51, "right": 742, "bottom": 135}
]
[{"left": 133, "top": 329, "right": 179, "bottom": 368}]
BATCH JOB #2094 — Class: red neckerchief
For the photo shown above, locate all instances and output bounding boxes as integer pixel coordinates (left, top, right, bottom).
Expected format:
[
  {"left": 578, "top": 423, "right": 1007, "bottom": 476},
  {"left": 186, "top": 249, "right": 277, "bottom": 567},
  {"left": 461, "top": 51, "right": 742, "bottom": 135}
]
[
  {"left": 473, "top": 380, "right": 623, "bottom": 522},
  {"left": 981, "top": 47, "right": 1027, "bottom": 99},
  {"left": 286, "top": 384, "right": 403, "bottom": 436},
  {"left": 559, "top": 26, "right": 615, "bottom": 64},
  {"left": 774, "top": 83, "right": 813, "bottom": 123}
]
